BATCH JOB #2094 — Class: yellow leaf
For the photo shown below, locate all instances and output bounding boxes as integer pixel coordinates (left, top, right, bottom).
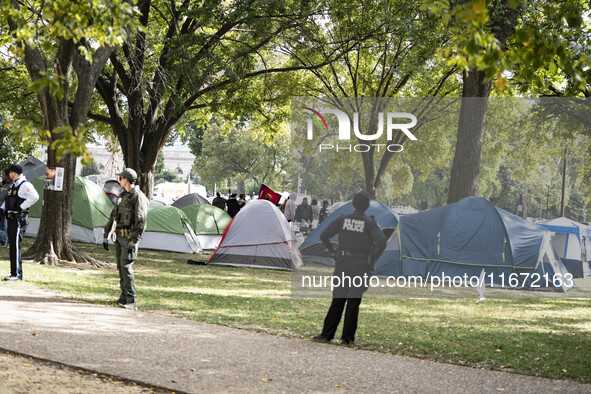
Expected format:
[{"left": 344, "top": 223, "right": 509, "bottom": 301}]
[
  {"left": 495, "top": 349, "right": 502, "bottom": 353},
  {"left": 262, "top": 378, "right": 269, "bottom": 383},
  {"left": 562, "top": 369, "right": 567, "bottom": 373},
  {"left": 335, "top": 384, "right": 342, "bottom": 388},
  {"left": 495, "top": 75, "right": 507, "bottom": 90}
]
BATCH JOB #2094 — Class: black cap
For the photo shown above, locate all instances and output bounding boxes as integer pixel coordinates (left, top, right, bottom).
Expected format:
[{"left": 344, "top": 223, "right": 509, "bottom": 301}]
[
  {"left": 352, "top": 190, "right": 370, "bottom": 212},
  {"left": 8, "top": 164, "right": 23, "bottom": 174}
]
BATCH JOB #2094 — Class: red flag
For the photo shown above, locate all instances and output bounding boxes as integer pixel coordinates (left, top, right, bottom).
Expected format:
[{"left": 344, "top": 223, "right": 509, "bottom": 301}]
[{"left": 258, "top": 184, "right": 282, "bottom": 205}]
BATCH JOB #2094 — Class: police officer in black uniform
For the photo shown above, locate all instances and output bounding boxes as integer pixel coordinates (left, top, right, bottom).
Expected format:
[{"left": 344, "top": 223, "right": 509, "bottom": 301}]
[
  {"left": 0, "top": 164, "right": 39, "bottom": 281},
  {"left": 313, "top": 190, "right": 386, "bottom": 345}
]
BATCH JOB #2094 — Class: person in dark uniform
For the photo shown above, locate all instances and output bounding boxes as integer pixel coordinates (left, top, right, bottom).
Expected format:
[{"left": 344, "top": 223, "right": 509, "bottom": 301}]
[
  {"left": 103, "top": 169, "right": 149, "bottom": 311},
  {"left": 0, "top": 169, "right": 12, "bottom": 247},
  {"left": 226, "top": 193, "right": 241, "bottom": 218},
  {"left": 313, "top": 190, "right": 386, "bottom": 345},
  {"left": 0, "top": 164, "right": 39, "bottom": 281},
  {"left": 318, "top": 200, "right": 330, "bottom": 224},
  {"left": 212, "top": 192, "right": 227, "bottom": 211}
]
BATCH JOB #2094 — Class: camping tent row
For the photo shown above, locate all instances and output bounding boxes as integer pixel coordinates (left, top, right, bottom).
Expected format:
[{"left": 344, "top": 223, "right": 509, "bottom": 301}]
[
  {"left": 301, "top": 197, "right": 573, "bottom": 292},
  {"left": 539, "top": 217, "right": 591, "bottom": 278},
  {"left": 24, "top": 176, "right": 229, "bottom": 252}
]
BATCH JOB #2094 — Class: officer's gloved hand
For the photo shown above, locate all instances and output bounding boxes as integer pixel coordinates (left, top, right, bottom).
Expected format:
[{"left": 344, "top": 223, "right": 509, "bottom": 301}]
[
  {"left": 127, "top": 240, "right": 137, "bottom": 259},
  {"left": 103, "top": 238, "right": 109, "bottom": 251}
]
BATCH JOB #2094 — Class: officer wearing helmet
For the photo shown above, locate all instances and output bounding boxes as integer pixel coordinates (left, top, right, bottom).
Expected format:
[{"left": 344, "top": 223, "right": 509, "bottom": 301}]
[
  {"left": 103, "top": 168, "right": 149, "bottom": 311},
  {"left": 313, "top": 190, "right": 386, "bottom": 345}
]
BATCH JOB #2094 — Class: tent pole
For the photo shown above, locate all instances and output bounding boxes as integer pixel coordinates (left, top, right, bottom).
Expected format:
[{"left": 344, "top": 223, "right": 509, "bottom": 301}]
[{"left": 560, "top": 148, "right": 567, "bottom": 217}]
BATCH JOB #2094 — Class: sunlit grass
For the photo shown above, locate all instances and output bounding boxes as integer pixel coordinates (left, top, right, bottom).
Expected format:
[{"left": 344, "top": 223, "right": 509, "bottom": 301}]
[{"left": 0, "top": 238, "right": 589, "bottom": 383}]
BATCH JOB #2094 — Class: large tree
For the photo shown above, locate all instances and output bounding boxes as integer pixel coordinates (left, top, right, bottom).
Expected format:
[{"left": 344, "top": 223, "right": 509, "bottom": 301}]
[
  {"left": 91, "top": 0, "right": 360, "bottom": 198},
  {"left": 194, "top": 120, "right": 290, "bottom": 191},
  {"left": 425, "top": 0, "right": 590, "bottom": 203},
  {"left": 1, "top": 0, "right": 138, "bottom": 265},
  {"left": 292, "top": 0, "right": 460, "bottom": 198}
]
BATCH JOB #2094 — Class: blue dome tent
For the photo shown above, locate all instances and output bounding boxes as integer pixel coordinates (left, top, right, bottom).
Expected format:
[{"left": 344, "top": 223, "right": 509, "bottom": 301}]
[{"left": 391, "top": 197, "right": 572, "bottom": 292}]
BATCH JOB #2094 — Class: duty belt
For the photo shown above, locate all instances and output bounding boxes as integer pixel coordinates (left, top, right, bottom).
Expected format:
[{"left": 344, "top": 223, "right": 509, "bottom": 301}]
[
  {"left": 340, "top": 250, "right": 368, "bottom": 258},
  {"left": 117, "top": 228, "right": 132, "bottom": 238},
  {"left": 5, "top": 210, "right": 23, "bottom": 220}
]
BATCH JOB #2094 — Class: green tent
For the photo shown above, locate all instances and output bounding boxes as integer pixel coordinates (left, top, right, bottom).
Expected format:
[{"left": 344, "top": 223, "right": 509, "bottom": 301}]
[
  {"left": 181, "top": 204, "right": 232, "bottom": 249},
  {"left": 139, "top": 206, "right": 202, "bottom": 253},
  {"left": 25, "top": 175, "right": 113, "bottom": 244}
]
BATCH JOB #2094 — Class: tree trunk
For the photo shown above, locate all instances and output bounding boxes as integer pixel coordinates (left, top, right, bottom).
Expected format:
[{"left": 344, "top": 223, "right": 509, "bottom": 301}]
[
  {"left": 22, "top": 42, "right": 112, "bottom": 267},
  {"left": 138, "top": 167, "right": 155, "bottom": 199},
  {"left": 447, "top": 70, "right": 492, "bottom": 204},
  {"left": 25, "top": 154, "right": 103, "bottom": 266},
  {"left": 237, "top": 181, "right": 245, "bottom": 195}
]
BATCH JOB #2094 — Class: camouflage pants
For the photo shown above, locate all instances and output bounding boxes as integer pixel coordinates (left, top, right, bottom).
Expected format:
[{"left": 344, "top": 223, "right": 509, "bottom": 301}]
[{"left": 115, "top": 235, "right": 139, "bottom": 304}]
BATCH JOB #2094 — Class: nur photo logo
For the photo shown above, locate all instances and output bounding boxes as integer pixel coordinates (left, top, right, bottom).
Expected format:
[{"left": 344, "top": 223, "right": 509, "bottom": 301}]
[{"left": 303, "top": 107, "right": 418, "bottom": 153}]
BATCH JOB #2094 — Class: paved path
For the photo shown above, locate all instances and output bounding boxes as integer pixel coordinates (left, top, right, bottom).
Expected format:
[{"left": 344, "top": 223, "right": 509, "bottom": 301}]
[{"left": 0, "top": 286, "right": 589, "bottom": 393}]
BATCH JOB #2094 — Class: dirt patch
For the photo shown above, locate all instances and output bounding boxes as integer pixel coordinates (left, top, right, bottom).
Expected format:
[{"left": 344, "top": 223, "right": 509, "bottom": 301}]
[{"left": 0, "top": 351, "right": 164, "bottom": 393}]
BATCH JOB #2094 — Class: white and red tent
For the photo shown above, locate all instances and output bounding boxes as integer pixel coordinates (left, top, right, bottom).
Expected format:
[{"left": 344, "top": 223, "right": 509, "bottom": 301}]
[{"left": 207, "top": 200, "right": 303, "bottom": 271}]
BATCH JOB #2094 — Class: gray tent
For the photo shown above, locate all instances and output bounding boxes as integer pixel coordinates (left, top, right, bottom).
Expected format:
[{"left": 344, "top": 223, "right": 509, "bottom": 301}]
[{"left": 19, "top": 156, "right": 46, "bottom": 181}]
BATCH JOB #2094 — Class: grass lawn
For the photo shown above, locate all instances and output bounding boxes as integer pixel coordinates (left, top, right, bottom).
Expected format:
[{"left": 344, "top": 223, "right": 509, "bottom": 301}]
[{"left": 1, "top": 238, "right": 590, "bottom": 383}]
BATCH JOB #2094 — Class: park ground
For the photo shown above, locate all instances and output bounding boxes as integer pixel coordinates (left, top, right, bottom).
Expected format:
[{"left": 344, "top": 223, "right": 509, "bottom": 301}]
[{"left": 0, "top": 238, "right": 589, "bottom": 390}]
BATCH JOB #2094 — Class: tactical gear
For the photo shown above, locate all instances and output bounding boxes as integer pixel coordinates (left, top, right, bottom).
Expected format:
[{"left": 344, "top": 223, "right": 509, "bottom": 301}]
[
  {"left": 117, "top": 227, "right": 132, "bottom": 238},
  {"left": 341, "top": 250, "right": 367, "bottom": 258},
  {"left": 5, "top": 182, "right": 26, "bottom": 212},
  {"left": 118, "top": 168, "right": 138, "bottom": 183},
  {"left": 337, "top": 213, "right": 375, "bottom": 255},
  {"left": 105, "top": 186, "right": 148, "bottom": 306}
]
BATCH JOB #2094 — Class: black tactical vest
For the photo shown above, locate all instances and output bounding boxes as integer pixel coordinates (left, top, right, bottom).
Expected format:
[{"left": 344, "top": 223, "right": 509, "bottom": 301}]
[
  {"left": 5, "top": 182, "right": 25, "bottom": 212},
  {"left": 338, "top": 213, "right": 373, "bottom": 254}
]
